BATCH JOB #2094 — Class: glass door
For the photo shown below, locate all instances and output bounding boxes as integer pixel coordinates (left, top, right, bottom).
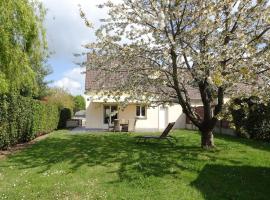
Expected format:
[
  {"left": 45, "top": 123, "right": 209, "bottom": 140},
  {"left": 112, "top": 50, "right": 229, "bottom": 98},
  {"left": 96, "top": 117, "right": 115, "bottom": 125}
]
[{"left": 104, "top": 105, "right": 118, "bottom": 125}]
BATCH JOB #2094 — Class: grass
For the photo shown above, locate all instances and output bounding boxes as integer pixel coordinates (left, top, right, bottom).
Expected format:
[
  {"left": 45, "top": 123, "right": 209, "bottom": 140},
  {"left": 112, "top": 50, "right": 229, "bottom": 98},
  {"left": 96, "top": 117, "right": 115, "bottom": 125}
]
[{"left": 0, "top": 130, "right": 270, "bottom": 200}]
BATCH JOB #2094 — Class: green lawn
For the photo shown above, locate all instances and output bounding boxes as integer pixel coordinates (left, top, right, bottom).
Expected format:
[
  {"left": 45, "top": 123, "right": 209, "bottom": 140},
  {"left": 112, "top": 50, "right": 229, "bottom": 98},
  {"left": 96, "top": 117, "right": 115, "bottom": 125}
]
[{"left": 0, "top": 130, "right": 270, "bottom": 200}]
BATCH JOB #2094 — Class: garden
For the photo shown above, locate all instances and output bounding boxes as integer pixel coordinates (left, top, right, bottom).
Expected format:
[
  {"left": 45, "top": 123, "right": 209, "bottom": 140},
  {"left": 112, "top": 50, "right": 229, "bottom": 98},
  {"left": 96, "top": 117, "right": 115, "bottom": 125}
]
[{"left": 0, "top": 130, "right": 270, "bottom": 200}]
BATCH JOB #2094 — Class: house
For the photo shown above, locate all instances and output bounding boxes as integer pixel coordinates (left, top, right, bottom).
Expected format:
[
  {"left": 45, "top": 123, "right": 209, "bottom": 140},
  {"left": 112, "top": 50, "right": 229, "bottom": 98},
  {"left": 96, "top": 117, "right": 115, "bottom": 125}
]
[{"left": 84, "top": 68, "right": 209, "bottom": 132}]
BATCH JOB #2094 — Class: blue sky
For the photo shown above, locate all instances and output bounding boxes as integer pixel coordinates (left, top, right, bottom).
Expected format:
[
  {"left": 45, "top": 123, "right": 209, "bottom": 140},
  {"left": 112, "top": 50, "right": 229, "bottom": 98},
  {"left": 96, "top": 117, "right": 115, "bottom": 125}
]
[{"left": 42, "top": 0, "right": 109, "bottom": 95}]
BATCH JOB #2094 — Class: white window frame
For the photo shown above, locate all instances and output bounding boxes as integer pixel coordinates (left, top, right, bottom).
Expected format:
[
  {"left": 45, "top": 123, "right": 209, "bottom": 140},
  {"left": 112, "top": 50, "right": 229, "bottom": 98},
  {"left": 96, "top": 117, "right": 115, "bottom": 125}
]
[{"left": 136, "top": 105, "right": 147, "bottom": 119}]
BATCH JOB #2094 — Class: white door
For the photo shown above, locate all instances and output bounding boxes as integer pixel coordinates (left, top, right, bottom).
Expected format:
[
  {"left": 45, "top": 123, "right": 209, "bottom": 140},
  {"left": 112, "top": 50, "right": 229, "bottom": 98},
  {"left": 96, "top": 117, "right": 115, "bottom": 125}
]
[{"left": 159, "top": 107, "right": 168, "bottom": 130}]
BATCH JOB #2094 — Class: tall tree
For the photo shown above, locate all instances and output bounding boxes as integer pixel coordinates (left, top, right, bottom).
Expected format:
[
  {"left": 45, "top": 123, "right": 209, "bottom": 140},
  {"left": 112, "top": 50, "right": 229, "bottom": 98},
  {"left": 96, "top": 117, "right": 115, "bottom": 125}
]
[
  {"left": 84, "top": 0, "right": 270, "bottom": 148},
  {"left": 0, "top": 0, "right": 50, "bottom": 96},
  {"left": 46, "top": 87, "right": 75, "bottom": 111},
  {"left": 74, "top": 95, "right": 86, "bottom": 113}
]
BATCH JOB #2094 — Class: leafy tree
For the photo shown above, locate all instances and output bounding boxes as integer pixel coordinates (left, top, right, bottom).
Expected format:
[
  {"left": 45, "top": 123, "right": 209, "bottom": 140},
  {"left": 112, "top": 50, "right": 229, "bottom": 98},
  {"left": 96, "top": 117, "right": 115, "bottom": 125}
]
[
  {"left": 0, "top": 0, "right": 50, "bottom": 96},
  {"left": 74, "top": 95, "right": 86, "bottom": 113},
  {"left": 84, "top": 0, "right": 270, "bottom": 148},
  {"left": 46, "top": 88, "right": 75, "bottom": 111}
]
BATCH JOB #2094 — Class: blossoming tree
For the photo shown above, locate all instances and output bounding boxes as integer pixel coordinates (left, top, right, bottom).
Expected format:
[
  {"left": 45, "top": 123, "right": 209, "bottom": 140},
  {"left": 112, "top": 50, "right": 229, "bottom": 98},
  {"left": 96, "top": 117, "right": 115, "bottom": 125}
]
[{"left": 84, "top": 0, "right": 270, "bottom": 148}]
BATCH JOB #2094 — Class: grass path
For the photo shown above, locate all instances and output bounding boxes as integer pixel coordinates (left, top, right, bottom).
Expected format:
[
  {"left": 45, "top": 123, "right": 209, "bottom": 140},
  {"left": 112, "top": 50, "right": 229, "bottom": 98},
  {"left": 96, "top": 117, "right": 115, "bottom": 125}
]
[{"left": 0, "top": 130, "right": 270, "bottom": 200}]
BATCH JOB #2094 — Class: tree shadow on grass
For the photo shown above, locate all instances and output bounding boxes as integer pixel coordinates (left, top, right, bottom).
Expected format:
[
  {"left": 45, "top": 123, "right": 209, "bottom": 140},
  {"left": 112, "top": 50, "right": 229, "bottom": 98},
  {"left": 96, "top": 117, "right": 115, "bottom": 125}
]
[
  {"left": 0, "top": 133, "right": 250, "bottom": 178},
  {"left": 1, "top": 134, "right": 204, "bottom": 175},
  {"left": 214, "top": 133, "right": 270, "bottom": 153},
  {"left": 191, "top": 164, "right": 270, "bottom": 200},
  {"left": 1, "top": 131, "right": 270, "bottom": 199}
]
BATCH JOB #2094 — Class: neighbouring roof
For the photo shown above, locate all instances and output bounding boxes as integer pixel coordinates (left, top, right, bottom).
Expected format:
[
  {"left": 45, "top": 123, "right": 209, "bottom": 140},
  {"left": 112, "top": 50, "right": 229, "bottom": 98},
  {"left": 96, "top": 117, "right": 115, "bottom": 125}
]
[{"left": 75, "top": 110, "right": 86, "bottom": 117}]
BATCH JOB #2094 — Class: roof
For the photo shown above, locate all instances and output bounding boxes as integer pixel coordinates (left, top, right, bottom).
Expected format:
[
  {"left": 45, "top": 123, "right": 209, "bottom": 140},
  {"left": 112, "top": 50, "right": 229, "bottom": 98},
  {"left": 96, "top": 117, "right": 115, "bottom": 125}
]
[
  {"left": 85, "top": 69, "right": 129, "bottom": 91},
  {"left": 74, "top": 110, "right": 86, "bottom": 117},
  {"left": 85, "top": 69, "right": 202, "bottom": 99}
]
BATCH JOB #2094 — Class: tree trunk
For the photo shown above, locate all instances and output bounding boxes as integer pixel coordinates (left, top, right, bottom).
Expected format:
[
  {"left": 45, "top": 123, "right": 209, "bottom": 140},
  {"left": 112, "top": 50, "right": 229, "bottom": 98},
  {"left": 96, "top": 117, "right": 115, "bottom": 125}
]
[{"left": 201, "top": 131, "right": 214, "bottom": 149}]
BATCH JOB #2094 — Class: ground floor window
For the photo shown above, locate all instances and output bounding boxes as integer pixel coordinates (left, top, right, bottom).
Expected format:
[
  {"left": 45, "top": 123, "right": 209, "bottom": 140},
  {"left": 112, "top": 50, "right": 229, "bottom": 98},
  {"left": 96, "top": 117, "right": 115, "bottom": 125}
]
[
  {"left": 104, "top": 105, "right": 118, "bottom": 124},
  {"left": 136, "top": 105, "right": 146, "bottom": 118}
]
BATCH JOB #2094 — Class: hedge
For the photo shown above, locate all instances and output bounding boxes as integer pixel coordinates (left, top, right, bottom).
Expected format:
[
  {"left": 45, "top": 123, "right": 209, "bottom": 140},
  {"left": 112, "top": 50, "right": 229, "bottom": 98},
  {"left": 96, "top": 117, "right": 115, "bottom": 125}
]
[
  {"left": 230, "top": 97, "right": 270, "bottom": 141},
  {"left": 0, "top": 94, "right": 59, "bottom": 149},
  {"left": 58, "top": 108, "right": 72, "bottom": 129}
]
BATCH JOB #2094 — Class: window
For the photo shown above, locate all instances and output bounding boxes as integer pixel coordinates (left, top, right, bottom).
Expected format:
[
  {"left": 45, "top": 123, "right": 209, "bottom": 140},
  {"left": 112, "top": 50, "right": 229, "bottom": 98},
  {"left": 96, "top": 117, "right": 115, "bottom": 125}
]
[
  {"left": 104, "top": 105, "right": 118, "bottom": 124},
  {"left": 136, "top": 105, "right": 146, "bottom": 118}
]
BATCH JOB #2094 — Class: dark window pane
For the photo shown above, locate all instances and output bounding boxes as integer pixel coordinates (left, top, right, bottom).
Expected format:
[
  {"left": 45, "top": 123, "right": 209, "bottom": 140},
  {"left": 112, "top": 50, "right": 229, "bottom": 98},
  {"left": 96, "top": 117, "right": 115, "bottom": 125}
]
[
  {"left": 136, "top": 106, "right": 141, "bottom": 116},
  {"left": 111, "top": 114, "right": 118, "bottom": 123},
  {"left": 111, "top": 106, "right": 118, "bottom": 123},
  {"left": 111, "top": 106, "right": 117, "bottom": 113},
  {"left": 141, "top": 106, "right": 146, "bottom": 116},
  {"left": 104, "top": 106, "right": 110, "bottom": 124},
  {"left": 104, "top": 116, "right": 110, "bottom": 124},
  {"left": 104, "top": 105, "right": 118, "bottom": 124}
]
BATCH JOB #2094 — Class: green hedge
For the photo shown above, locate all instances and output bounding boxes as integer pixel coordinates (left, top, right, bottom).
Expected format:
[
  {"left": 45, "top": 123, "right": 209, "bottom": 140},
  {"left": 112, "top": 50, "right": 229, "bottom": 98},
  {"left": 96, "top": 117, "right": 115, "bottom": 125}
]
[
  {"left": 0, "top": 94, "right": 59, "bottom": 149},
  {"left": 58, "top": 108, "right": 72, "bottom": 129},
  {"left": 230, "top": 97, "right": 270, "bottom": 141}
]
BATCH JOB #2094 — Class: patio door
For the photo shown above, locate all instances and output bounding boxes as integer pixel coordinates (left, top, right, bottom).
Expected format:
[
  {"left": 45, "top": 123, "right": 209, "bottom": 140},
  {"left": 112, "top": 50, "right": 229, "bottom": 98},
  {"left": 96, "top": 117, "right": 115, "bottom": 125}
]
[{"left": 104, "top": 105, "right": 118, "bottom": 125}]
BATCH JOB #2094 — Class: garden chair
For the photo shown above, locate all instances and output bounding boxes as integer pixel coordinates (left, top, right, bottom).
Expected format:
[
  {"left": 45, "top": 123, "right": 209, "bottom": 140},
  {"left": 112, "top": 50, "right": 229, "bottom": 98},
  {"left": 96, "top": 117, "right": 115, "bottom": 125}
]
[
  {"left": 136, "top": 122, "right": 177, "bottom": 145},
  {"left": 108, "top": 119, "right": 121, "bottom": 132},
  {"left": 120, "top": 119, "right": 129, "bottom": 132}
]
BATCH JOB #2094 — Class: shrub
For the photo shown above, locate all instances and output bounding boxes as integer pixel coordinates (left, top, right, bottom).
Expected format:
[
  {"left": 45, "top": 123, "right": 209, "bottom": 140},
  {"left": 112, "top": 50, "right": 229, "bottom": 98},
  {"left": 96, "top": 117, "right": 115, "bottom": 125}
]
[
  {"left": 0, "top": 94, "right": 59, "bottom": 149},
  {"left": 230, "top": 97, "right": 270, "bottom": 141},
  {"left": 58, "top": 108, "right": 72, "bottom": 129}
]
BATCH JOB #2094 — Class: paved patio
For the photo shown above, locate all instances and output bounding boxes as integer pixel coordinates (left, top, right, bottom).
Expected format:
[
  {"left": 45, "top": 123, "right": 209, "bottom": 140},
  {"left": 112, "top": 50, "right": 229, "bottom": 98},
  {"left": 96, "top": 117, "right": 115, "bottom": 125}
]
[{"left": 70, "top": 126, "right": 107, "bottom": 133}]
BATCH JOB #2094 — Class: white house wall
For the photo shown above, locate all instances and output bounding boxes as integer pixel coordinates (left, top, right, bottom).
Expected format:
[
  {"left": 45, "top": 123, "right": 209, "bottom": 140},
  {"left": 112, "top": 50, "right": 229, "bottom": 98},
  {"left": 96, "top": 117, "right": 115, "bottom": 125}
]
[
  {"left": 167, "top": 104, "right": 186, "bottom": 129},
  {"left": 84, "top": 93, "right": 231, "bottom": 132},
  {"left": 135, "top": 106, "right": 160, "bottom": 132},
  {"left": 85, "top": 95, "right": 187, "bottom": 131},
  {"left": 85, "top": 102, "right": 104, "bottom": 129}
]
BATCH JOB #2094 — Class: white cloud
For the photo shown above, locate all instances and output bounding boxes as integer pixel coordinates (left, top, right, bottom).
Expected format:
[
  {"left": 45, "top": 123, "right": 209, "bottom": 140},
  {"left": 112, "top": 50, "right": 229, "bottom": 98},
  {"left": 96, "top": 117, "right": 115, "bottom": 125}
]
[
  {"left": 53, "top": 77, "right": 82, "bottom": 95},
  {"left": 65, "top": 67, "right": 85, "bottom": 83},
  {"left": 41, "top": 0, "right": 121, "bottom": 95},
  {"left": 52, "top": 67, "right": 85, "bottom": 95},
  {"left": 42, "top": 0, "right": 109, "bottom": 60}
]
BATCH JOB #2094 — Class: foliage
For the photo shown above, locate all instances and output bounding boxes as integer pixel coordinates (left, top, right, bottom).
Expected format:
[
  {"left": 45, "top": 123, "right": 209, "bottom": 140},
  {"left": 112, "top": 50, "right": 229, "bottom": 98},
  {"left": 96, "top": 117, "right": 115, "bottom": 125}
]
[
  {"left": 46, "top": 87, "right": 75, "bottom": 111},
  {"left": 0, "top": 0, "right": 50, "bottom": 96},
  {"left": 1, "top": 130, "right": 270, "bottom": 199},
  {"left": 230, "top": 97, "right": 270, "bottom": 141},
  {"left": 45, "top": 88, "right": 75, "bottom": 129},
  {"left": 73, "top": 95, "right": 86, "bottom": 113},
  {"left": 58, "top": 108, "right": 72, "bottom": 129},
  {"left": 84, "top": 0, "right": 270, "bottom": 147},
  {"left": 0, "top": 94, "right": 59, "bottom": 149}
]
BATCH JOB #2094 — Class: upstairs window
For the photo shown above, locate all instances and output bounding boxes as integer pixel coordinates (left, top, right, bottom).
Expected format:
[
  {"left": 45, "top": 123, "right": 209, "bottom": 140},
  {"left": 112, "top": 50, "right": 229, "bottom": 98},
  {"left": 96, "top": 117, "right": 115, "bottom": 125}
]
[{"left": 136, "top": 105, "right": 146, "bottom": 118}]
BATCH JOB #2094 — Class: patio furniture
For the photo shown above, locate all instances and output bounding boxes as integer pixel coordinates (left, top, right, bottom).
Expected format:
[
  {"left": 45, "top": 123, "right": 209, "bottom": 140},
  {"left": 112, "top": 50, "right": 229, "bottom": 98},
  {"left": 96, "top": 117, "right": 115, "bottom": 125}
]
[
  {"left": 108, "top": 119, "right": 122, "bottom": 132},
  {"left": 114, "top": 119, "right": 122, "bottom": 132},
  {"left": 108, "top": 119, "right": 137, "bottom": 132},
  {"left": 108, "top": 124, "right": 114, "bottom": 132},
  {"left": 136, "top": 122, "right": 177, "bottom": 145},
  {"left": 119, "top": 119, "right": 129, "bottom": 132}
]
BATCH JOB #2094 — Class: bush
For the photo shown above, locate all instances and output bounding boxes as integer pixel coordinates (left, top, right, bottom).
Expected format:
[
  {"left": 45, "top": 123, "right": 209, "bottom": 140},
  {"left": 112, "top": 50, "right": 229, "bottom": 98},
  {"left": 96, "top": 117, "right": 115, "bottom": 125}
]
[
  {"left": 230, "top": 97, "right": 270, "bottom": 141},
  {"left": 73, "top": 95, "right": 86, "bottom": 113},
  {"left": 0, "top": 94, "right": 59, "bottom": 149},
  {"left": 58, "top": 108, "right": 72, "bottom": 129}
]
